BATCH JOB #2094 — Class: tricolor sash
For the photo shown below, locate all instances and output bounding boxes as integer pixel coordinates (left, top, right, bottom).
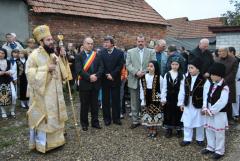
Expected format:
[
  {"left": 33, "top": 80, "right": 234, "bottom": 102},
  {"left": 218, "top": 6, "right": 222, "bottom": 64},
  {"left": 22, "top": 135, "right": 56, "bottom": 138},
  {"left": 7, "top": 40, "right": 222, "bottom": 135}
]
[{"left": 79, "top": 51, "right": 97, "bottom": 80}]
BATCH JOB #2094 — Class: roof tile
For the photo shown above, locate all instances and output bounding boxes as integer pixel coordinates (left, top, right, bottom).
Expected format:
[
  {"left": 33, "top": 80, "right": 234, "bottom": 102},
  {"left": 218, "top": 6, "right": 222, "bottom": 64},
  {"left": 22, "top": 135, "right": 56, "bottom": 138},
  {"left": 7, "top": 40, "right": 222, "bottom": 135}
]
[
  {"left": 27, "top": 0, "right": 168, "bottom": 25},
  {"left": 167, "top": 17, "right": 224, "bottom": 38}
]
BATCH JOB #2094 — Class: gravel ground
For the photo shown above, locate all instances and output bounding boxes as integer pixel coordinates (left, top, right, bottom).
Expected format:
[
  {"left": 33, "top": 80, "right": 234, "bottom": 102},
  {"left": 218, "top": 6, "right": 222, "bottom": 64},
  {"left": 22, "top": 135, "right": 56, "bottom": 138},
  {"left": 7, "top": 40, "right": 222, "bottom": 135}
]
[{"left": 0, "top": 95, "right": 240, "bottom": 161}]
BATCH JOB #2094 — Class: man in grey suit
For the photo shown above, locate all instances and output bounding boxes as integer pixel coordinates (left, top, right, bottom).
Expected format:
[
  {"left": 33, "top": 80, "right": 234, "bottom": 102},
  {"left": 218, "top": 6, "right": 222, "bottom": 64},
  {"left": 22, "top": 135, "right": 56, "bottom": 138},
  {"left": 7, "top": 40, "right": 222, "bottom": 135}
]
[{"left": 126, "top": 35, "right": 156, "bottom": 129}]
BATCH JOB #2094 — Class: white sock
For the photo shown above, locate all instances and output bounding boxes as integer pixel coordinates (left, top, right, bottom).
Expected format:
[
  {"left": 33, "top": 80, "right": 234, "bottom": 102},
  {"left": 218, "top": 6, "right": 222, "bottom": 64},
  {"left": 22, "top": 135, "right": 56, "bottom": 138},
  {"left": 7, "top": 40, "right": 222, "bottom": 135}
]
[
  {"left": 21, "top": 101, "right": 26, "bottom": 107},
  {"left": 1, "top": 107, "right": 7, "bottom": 118},
  {"left": 10, "top": 105, "right": 16, "bottom": 112}
]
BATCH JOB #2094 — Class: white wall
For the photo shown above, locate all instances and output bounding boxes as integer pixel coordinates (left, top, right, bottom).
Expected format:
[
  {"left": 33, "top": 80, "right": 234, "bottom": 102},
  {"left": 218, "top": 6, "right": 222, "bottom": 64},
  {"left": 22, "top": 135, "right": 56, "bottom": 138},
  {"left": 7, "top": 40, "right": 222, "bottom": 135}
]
[{"left": 216, "top": 32, "right": 240, "bottom": 55}]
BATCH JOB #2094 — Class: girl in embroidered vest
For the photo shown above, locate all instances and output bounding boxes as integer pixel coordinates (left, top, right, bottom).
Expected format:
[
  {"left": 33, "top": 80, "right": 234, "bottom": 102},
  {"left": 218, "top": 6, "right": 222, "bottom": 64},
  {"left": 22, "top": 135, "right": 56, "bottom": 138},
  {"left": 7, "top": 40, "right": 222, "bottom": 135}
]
[
  {"left": 0, "top": 48, "right": 16, "bottom": 118},
  {"left": 201, "top": 63, "right": 229, "bottom": 160},
  {"left": 16, "top": 49, "right": 29, "bottom": 108},
  {"left": 140, "top": 60, "right": 163, "bottom": 138},
  {"left": 161, "top": 57, "right": 184, "bottom": 138},
  {"left": 177, "top": 58, "right": 206, "bottom": 147},
  {"left": 10, "top": 49, "right": 19, "bottom": 84}
]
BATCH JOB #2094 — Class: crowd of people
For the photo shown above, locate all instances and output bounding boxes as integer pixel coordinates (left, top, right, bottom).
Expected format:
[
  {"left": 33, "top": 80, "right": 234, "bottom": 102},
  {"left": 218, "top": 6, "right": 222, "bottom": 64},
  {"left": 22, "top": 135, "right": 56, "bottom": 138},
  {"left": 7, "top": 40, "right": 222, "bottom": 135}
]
[{"left": 0, "top": 25, "right": 240, "bottom": 160}]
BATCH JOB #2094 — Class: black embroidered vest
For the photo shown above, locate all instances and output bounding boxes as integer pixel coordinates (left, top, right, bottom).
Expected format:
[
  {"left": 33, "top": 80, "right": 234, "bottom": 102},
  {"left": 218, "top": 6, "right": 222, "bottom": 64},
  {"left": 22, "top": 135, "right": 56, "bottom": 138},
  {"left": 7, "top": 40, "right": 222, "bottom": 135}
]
[
  {"left": 0, "top": 60, "right": 12, "bottom": 83},
  {"left": 207, "top": 81, "right": 228, "bottom": 112},
  {"left": 141, "top": 74, "right": 160, "bottom": 106},
  {"left": 166, "top": 72, "right": 181, "bottom": 101},
  {"left": 184, "top": 74, "right": 205, "bottom": 109}
]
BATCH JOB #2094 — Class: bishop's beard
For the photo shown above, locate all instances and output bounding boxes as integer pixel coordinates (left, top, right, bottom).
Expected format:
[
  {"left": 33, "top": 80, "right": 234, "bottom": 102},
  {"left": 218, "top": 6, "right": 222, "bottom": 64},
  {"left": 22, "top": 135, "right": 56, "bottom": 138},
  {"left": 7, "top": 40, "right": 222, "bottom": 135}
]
[{"left": 43, "top": 44, "right": 55, "bottom": 54}]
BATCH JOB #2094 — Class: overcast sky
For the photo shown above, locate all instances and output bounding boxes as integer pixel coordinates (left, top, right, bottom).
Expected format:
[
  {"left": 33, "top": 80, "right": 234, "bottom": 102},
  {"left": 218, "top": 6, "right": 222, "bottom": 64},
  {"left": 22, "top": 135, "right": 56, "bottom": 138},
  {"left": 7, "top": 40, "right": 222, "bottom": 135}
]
[{"left": 145, "top": 0, "right": 235, "bottom": 20}]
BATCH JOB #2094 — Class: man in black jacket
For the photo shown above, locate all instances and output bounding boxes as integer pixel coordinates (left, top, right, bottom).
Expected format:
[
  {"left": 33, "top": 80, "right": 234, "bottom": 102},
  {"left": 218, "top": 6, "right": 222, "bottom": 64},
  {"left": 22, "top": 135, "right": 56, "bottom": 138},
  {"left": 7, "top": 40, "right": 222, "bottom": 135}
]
[
  {"left": 75, "top": 37, "right": 104, "bottom": 131},
  {"left": 189, "top": 38, "right": 214, "bottom": 78},
  {"left": 100, "top": 36, "right": 124, "bottom": 126}
]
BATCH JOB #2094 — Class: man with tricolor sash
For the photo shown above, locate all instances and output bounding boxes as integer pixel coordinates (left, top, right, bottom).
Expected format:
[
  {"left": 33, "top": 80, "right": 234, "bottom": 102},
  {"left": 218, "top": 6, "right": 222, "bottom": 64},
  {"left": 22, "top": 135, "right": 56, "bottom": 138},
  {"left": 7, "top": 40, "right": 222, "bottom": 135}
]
[{"left": 75, "top": 37, "right": 104, "bottom": 131}]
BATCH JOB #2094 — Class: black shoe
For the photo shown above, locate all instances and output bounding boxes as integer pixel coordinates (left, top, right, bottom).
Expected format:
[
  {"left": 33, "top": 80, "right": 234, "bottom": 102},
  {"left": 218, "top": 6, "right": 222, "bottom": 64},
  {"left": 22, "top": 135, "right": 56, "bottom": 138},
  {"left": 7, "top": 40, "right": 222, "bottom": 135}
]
[
  {"left": 180, "top": 141, "right": 191, "bottom": 146},
  {"left": 201, "top": 149, "right": 214, "bottom": 155},
  {"left": 212, "top": 153, "right": 224, "bottom": 160},
  {"left": 113, "top": 120, "right": 122, "bottom": 125},
  {"left": 176, "top": 130, "right": 182, "bottom": 138},
  {"left": 196, "top": 141, "right": 205, "bottom": 147},
  {"left": 104, "top": 120, "right": 111, "bottom": 126},
  {"left": 92, "top": 124, "right": 102, "bottom": 129},
  {"left": 165, "top": 129, "right": 172, "bottom": 138},
  {"left": 233, "top": 116, "right": 239, "bottom": 122},
  {"left": 129, "top": 123, "right": 140, "bottom": 129},
  {"left": 82, "top": 126, "right": 88, "bottom": 131}
]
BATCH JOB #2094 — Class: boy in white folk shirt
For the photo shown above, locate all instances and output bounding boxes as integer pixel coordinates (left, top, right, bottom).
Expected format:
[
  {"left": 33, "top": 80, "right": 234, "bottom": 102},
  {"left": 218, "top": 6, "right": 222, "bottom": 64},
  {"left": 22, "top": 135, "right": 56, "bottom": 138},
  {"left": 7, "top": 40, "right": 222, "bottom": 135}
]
[
  {"left": 177, "top": 58, "right": 207, "bottom": 147},
  {"left": 201, "top": 63, "right": 229, "bottom": 160}
]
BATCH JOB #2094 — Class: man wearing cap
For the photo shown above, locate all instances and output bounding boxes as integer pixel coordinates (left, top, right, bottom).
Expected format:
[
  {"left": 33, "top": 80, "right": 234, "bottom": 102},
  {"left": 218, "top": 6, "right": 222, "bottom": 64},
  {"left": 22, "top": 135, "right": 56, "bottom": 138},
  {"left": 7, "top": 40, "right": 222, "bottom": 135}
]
[{"left": 25, "top": 25, "right": 68, "bottom": 153}]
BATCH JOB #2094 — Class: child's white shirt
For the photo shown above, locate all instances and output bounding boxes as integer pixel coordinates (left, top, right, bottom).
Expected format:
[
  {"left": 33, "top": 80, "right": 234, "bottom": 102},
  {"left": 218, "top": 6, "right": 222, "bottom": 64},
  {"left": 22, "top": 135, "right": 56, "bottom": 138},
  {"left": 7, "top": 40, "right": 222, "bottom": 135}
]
[
  {"left": 0, "top": 59, "right": 14, "bottom": 76},
  {"left": 161, "top": 70, "right": 184, "bottom": 102},
  {"left": 202, "top": 79, "right": 229, "bottom": 115}
]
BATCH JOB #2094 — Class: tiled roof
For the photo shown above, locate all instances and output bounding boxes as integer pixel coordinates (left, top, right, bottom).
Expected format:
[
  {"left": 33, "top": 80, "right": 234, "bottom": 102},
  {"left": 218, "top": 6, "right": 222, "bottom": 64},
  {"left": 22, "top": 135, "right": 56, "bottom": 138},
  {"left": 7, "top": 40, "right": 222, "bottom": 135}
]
[
  {"left": 27, "top": 0, "right": 168, "bottom": 25},
  {"left": 167, "top": 17, "right": 224, "bottom": 38},
  {"left": 209, "top": 26, "right": 240, "bottom": 33}
]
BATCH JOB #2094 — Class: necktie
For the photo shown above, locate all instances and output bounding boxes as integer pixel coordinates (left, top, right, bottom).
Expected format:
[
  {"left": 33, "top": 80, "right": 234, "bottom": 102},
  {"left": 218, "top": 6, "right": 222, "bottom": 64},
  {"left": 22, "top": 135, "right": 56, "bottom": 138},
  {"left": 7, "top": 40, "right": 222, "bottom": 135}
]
[
  {"left": 139, "top": 49, "right": 143, "bottom": 70},
  {"left": 108, "top": 49, "right": 112, "bottom": 54}
]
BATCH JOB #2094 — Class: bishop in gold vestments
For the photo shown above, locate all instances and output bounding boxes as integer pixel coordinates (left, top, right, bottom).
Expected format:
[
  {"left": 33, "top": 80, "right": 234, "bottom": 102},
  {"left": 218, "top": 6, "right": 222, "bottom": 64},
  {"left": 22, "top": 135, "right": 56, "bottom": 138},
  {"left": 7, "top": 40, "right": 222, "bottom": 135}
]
[{"left": 26, "top": 25, "right": 68, "bottom": 153}]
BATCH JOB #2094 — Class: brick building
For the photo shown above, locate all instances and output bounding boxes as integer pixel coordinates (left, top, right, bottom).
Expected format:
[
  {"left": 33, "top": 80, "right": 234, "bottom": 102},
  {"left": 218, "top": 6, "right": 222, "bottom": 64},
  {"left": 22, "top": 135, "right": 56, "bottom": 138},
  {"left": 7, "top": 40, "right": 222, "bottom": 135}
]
[{"left": 0, "top": 0, "right": 168, "bottom": 48}]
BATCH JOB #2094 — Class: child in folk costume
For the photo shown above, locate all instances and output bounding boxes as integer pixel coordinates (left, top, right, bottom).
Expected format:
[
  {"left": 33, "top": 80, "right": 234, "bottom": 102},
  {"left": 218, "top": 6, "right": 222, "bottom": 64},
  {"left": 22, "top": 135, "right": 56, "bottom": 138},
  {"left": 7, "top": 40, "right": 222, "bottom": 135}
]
[
  {"left": 16, "top": 49, "right": 29, "bottom": 109},
  {"left": 161, "top": 57, "right": 184, "bottom": 138},
  {"left": 9, "top": 49, "right": 19, "bottom": 84},
  {"left": 177, "top": 58, "right": 206, "bottom": 146},
  {"left": 0, "top": 48, "right": 17, "bottom": 118},
  {"left": 201, "top": 63, "right": 229, "bottom": 160},
  {"left": 140, "top": 60, "right": 163, "bottom": 138},
  {"left": 9, "top": 49, "right": 19, "bottom": 105}
]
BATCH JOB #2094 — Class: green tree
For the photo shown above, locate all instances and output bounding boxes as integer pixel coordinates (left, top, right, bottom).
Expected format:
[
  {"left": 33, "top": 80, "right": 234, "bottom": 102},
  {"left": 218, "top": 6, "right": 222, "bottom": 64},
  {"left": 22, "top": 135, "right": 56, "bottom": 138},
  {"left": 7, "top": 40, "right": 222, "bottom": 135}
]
[{"left": 221, "top": 0, "right": 240, "bottom": 26}]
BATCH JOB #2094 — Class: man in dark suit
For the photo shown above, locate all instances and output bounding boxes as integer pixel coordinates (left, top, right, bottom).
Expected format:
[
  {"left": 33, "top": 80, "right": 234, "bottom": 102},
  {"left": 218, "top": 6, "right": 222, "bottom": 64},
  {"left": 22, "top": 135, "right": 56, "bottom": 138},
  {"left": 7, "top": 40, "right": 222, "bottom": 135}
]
[
  {"left": 100, "top": 36, "right": 124, "bottom": 126},
  {"left": 189, "top": 38, "right": 214, "bottom": 78},
  {"left": 75, "top": 37, "right": 104, "bottom": 131}
]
